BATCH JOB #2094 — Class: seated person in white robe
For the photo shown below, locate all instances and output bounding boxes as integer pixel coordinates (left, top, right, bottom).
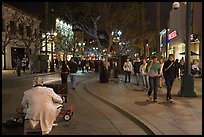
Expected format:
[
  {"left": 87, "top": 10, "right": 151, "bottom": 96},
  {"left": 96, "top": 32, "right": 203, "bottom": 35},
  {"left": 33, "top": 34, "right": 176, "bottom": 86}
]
[{"left": 21, "top": 77, "right": 63, "bottom": 135}]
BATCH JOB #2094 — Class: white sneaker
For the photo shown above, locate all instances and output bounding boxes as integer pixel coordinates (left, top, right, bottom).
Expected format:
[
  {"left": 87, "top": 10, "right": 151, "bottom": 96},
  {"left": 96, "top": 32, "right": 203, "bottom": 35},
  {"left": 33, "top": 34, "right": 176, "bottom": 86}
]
[
  {"left": 169, "top": 99, "right": 174, "bottom": 102},
  {"left": 53, "top": 123, "right": 58, "bottom": 126},
  {"left": 168, "top": 99, "right": 173, "bottom": 103}
]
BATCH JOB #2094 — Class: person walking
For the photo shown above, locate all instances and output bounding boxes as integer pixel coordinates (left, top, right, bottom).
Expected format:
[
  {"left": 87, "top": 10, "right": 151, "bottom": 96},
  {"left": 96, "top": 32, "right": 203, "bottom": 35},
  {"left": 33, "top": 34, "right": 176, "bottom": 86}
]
[
  {"left": 179, "top": 57, "right": 185, "bottom": 76},
  {"left": 81, "top": 59, "right": 86, "bottom": 73},
  {"left": 16, "top": 57, "right": 22, "bottom": 76},
  {"left": 68, "top": 58, "right": 78, "bottom": 90},
  {"left": 163, "top": 54, "right": 177, "bottom": 103},
  {"left": 12, "top": 58, "right": 17, "bottom": 73},
  {"left": 123, "top": 58, "right": 133, "bottom": 83},
  {"left": 133, "top": 57, "right": 141, "bottom": 85},
  {"left": 139, "top": 58, "right": 149, "bottom": 91},
  {"left": 159, "top": 58, "right": 164, "bottom": 88},
  {"left": 60, "top": 61, "right": 69, "bottom": 85},
  {"left": 147, "top": 55, "right": 161, "bottom": 102},
  {"left": 22, "top": 57, "right": 27, "bottom": 73},
  {"left": 174, "top": 59, "right": 180, "bottom": 79}
]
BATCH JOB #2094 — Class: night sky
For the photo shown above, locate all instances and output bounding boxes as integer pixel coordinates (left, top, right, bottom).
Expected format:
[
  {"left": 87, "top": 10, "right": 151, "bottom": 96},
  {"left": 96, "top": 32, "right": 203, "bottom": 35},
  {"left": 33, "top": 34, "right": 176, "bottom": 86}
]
[{"left": 4, "top": 2, "right": 173, "bottom": 31}]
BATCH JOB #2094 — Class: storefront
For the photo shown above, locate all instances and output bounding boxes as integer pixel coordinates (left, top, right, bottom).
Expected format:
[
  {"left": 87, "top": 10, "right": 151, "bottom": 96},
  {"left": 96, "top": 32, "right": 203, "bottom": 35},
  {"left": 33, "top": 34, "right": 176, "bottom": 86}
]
[{"left": 169, "top": 3, "right": 201, "bottom": 63}]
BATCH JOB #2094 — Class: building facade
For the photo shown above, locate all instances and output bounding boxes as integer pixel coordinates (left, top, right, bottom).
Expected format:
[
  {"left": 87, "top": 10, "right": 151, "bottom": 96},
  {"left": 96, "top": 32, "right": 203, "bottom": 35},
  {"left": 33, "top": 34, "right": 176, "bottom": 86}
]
[
  {"left": 2, "top": 3, "right": 41, "bottom": 70},
  {"left": 168, "top": 2, "right": 202, "bottom": 64}
]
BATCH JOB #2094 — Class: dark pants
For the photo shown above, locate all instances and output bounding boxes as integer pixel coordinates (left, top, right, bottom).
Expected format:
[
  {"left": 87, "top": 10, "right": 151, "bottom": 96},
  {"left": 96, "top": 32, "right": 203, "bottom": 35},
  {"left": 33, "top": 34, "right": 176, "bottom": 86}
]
[
  {"left": 124, "top": 71, "right": 131, "bottom": 83},
  {"left": 61, "top": 73, "right": 68, "bottom": 84},
  {"left": 16, "top": 67, "right": 21, "bottom": 76},
  {"left": 165, "top": 79, "right": 174, "bottom": 100},
  {"left": 148, "top": 76, "right": 159, "bottom": 100}
]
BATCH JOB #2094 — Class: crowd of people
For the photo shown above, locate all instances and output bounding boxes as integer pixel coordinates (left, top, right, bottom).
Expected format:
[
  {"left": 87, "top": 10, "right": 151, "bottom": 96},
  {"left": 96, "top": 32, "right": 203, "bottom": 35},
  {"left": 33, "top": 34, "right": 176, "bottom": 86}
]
[
  {"left": 122, "top": 54, "right": 202, "bottom": 103},
  {"left": 19, "top": 55, "right": 201, "bottom": 135}
]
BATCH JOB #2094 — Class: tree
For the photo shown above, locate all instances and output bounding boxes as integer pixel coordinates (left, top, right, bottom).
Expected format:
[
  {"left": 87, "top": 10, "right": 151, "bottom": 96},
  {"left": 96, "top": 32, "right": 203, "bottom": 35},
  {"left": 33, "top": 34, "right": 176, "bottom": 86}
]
[
  {"left": 2, "top": 6, "right": 25, "bottom": 69},
  {"left": 60, "top": 2, "right": 148, "bottom": 69},
  {"left": 54, "top": 29, "right": 74, "bottom": 60},
  {"left": 11, "top": 11, "right": 42, "bottom": 70}
]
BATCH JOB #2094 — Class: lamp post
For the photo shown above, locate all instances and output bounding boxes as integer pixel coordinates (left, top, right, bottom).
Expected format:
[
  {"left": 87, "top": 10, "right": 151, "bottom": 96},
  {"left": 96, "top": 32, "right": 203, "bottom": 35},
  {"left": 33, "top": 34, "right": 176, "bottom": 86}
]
[
  {"left": 165, "top": 27, "right": 169, "bottom": 59},
  {"left": 177, "top": 2, "right": 196, "bottom": 97},
  {"left": 50, "top": 42, "right": 55, "bottom": 72}
]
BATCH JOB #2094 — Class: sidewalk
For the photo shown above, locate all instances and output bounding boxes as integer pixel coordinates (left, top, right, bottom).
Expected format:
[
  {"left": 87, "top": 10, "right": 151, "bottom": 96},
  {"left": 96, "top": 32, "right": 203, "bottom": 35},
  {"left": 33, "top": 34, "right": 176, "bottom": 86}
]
[
  {"left": 2, "top": 69, "right": 55, "bottom": 80},
  {"left": 85, "top": 74, "right": 202, "bottom": 135}
]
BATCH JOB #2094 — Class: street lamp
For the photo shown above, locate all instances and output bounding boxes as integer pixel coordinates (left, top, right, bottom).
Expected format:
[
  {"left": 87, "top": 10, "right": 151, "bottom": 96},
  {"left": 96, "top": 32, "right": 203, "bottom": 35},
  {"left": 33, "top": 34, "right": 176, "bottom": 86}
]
[{"left": 176, "top": 2, "right": 196, "bottom": 97}]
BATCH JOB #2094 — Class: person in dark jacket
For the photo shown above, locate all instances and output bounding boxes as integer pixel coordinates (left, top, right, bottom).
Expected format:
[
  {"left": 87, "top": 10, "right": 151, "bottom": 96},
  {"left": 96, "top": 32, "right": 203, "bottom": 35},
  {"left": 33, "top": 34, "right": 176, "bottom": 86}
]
[
  {"left": 163, "top": 54, "right": 176, "bottom": 103},
  {"left": 68, "top": 58, "right": 78, "bottom": 90},
  {"left": 133, "top": 57, "right": 142, "bottom": 85},
  {"left": 60, "top": 61, "right": 69, "bottom": 84},
  {"left": 174, "top": 59, "right": 180, "bottom": 79},
  {"left": 81, "top": 59, "right": 86, "bottom": 73}
]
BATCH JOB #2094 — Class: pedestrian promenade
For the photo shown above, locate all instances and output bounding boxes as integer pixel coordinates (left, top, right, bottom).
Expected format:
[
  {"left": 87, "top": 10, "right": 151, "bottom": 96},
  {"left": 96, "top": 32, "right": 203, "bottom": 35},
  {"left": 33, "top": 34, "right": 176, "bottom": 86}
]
[
  {"left": 85, "top": 74, "right": 202, "bottom": 135},
  {"left": 2, "top": 70, "right": 202, "bottom": 135}
]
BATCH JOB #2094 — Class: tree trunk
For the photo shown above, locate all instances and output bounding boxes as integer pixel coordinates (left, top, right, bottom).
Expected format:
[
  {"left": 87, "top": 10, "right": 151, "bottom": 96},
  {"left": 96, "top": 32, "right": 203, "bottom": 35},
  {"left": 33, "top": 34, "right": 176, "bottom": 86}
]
[{"left": 3, "top": 47, "right": 6, "bottom": 70}]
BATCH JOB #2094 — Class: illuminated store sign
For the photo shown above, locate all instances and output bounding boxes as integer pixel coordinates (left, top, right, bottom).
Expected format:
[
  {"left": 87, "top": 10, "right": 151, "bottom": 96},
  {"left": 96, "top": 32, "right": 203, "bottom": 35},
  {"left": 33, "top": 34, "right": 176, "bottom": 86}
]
[{"left": 168, "top": 30, "right": 177, "bottom": 40}]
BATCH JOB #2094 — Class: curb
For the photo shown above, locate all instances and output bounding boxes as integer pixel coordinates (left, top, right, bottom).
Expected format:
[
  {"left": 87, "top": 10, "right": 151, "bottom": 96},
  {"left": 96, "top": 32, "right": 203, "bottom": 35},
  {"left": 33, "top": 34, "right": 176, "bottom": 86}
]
[
  {"left": 84, "top": 82, "right": 163, "bottom": 135},
  {"left": 7, "top": 72, "right": 56, "bottom": 80}
]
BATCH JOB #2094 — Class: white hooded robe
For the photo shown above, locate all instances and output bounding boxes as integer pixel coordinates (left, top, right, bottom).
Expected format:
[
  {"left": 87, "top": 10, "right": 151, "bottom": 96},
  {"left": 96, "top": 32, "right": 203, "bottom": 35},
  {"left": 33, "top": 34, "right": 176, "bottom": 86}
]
[{"left": 21, "top": 86, "right": 63, "bottom": 134}]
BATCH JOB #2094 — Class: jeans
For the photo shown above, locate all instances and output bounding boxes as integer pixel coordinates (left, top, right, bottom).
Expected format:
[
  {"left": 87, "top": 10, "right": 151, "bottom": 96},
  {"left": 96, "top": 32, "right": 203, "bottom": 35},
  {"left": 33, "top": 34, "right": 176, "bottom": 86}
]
[
  {"left": 124, "top": 71, "right": 131, "bottom": 83},
  {"left": 135, "top": 73, "right": 140, "bottom": 84},
  {"left": 148, "top": 76, "right": 159, "bottom": 100},
  {"left": 165, "top": 79, "right": 174, "bottom": 100},
  {"left": 70, "top": 74, "right": 77, "bottom": 89},
  {"left": 141, "top": 75, "right": 149, "bottom": 90}
]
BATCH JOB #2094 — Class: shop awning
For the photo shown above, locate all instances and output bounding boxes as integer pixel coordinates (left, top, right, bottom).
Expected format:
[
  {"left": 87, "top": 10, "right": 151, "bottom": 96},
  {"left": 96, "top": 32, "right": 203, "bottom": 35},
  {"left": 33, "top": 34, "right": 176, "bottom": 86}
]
[{"left": 179, "top": 51, "right": 199, "bottom": 56}]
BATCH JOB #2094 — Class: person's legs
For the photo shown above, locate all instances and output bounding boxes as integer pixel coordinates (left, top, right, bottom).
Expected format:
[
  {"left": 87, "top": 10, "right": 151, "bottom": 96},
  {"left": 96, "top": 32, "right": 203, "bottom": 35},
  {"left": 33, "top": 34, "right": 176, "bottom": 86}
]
[
  {"left": 128, "top": 72, "right": 131, "bottom": 83},
  {"left": 70, "top": 75, "right": 74, "bottom": 88},
  {"left": 124, "top": 71, "right": 127, "bottom": 83},
  {"left": 159, "top": 77, "right": 162, "bottom": 88},
  {"left": 165, "top": 79, "right": 171, "bottom": 101},
  {"left": 135, "top": 73, "right": 139, "bottom": 85},
  {"left": 145, "top": 75, "right": 149, "bottom": 90},
  {"left": 143, "top": 75, "right": 149, "bottom": 91},
  {"left": 141, "top": 75, "right": 145, "bottom": 90},
  {"left": 148, "top": 77, "right": 153, "bottom": 98},
  {"left": 72, "top": 75, "right": 77, "bottom": 89},
  {"left": 168, "top": 79, "right": 174, "bottom": 100},
  {"left": 153, "top": 76, "right": 159, "bottom": 101}
]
